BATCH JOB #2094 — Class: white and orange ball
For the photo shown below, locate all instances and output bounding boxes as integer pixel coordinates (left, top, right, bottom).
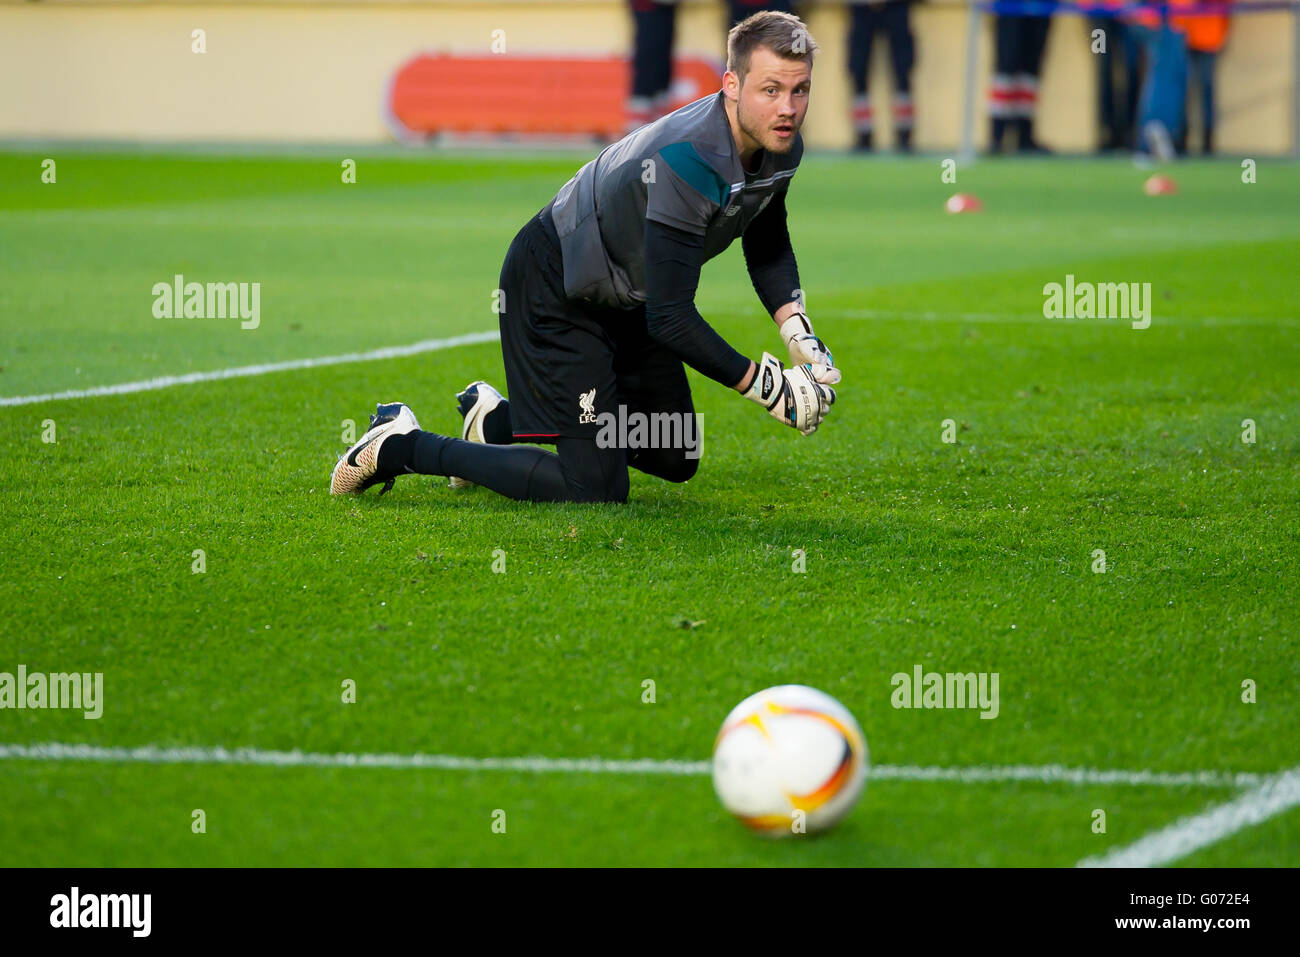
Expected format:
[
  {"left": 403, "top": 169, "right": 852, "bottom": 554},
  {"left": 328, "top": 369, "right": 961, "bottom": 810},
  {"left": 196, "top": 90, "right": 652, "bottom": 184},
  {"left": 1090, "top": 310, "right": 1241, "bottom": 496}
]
[{"left": 712, "top": 685, "right": 868, "bottom": 836}]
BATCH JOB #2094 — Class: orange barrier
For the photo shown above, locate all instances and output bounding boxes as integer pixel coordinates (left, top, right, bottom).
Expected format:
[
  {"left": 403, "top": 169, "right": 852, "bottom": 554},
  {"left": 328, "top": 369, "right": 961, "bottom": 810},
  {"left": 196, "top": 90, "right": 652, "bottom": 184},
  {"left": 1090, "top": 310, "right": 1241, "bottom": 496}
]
[
  {"left": 1126, "top": 0, "right": 1233, "bottom": 46},
  {"left": 1175, "top": 1, "right": 1231, "bottom": 52},
  {"left": 386, "top": 53, "right": 723, "bottom": 139}
]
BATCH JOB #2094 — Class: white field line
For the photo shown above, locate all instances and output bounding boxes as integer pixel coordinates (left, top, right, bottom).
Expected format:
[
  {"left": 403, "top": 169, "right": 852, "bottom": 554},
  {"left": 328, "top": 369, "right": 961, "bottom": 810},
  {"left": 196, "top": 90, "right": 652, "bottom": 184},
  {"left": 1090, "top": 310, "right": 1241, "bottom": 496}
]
[
  {"left": 0, "top": 742, "right": 1267, "bottom": 789},
  {"left": 870, "top": 763, "right": 1265, "bottom": 789},
  {"left": 5, "top": 304, "right": 1295, "bottom": 409},
  {"left": 834, "top": 308, "right": 1298, "bottom": 328},
  {"left": 0, "top": 330, "right": 500, "bottom": 408},
  {"left": 1077, "top": 765, "right": 1300, "bottom": 868}
]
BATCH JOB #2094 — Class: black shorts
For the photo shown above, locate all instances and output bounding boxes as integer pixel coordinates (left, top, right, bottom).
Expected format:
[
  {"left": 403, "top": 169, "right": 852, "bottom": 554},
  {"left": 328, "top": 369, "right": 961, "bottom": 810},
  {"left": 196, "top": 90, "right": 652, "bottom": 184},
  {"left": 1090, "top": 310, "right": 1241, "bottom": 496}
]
[{"left": 497, "top": 205, "right": 694, "bottom": 441}]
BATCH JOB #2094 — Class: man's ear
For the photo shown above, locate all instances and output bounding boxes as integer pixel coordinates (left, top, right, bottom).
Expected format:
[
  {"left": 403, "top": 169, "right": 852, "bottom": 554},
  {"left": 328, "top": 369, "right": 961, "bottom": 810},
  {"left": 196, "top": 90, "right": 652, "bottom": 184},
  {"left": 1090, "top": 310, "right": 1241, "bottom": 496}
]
[{"left": 722, "top": 70, "right": 740, "bottom": 102}]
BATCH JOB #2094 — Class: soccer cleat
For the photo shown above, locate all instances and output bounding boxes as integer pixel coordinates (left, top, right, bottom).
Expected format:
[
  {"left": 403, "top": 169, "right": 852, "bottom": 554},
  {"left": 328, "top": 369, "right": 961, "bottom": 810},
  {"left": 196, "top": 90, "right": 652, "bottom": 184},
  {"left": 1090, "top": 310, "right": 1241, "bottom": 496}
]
[
  {"left": 448, "top": 380, "right": 504, "bottom": 489},
  {"left": 330, "top": 401, "right": 420, "bottom": 496}
]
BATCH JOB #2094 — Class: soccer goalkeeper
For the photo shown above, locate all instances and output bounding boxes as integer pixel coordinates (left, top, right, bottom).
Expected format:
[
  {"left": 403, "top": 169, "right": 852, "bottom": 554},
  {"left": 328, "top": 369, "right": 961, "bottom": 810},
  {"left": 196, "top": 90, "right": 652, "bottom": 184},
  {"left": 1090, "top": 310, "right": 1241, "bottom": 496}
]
[{"left": 331, "top": 11, "right": 839, "bottom": 503}]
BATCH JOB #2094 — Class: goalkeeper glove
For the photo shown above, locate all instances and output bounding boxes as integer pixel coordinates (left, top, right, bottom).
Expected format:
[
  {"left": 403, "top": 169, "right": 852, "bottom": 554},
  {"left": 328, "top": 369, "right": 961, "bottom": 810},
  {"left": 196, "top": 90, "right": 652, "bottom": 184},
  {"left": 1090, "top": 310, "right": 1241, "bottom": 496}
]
[
  {"left": 743, "top": 352, "right": 835, "bottom": 436},
  {"left": 779, "top": 311, "right": 840, "bottom": 385}
]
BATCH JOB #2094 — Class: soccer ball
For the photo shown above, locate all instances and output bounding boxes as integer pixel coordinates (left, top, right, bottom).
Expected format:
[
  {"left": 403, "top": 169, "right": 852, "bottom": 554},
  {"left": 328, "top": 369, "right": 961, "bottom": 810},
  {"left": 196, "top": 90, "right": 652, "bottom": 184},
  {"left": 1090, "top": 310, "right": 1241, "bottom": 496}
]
[{"left": 712, "top": 684, "right": 868, "bottom": 836}]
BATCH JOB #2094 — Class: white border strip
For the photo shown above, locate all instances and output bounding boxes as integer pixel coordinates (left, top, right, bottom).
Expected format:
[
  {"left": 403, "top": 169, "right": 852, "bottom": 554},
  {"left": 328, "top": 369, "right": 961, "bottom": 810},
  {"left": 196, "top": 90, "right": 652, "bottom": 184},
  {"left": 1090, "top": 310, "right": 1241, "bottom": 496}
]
[
  {"left": 0, "top": 331, "right": 500, "bottom": 408},
  {"left": 1077, "top": 765, "right": 1300, "bottom": 867},
  {"left": 0, "top": 742, "right": 1267, "bottom": 789}
]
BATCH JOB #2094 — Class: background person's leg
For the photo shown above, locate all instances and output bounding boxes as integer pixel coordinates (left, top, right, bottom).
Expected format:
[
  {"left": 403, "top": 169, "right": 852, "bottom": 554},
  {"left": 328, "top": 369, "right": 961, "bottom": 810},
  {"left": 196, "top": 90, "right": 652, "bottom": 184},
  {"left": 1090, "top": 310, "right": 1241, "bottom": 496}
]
[
  {"left": 1132, "top": 24, "right": 1160, "bottom": 156},
  {"left": 649, "top": 0, "right": 677, "bottom": 119},
  {"left": 1120, "top": 23, "right": 1142, "bottom": 148},
  {"left": 886, "top": 1, "right": 916, "bottom": 151},
  {"left": 1154, "top": 22, "right": 1189, "bottom": 148},
  {"left": 1136, "top": 21, "right": 1188, "bottom": 157},
  {"left": 846, "top": 2, "right": 877, "bottom": 150},
  {"left": 1092, "top": 16, "right": 1119, "bottom": 149},
  {"left": 1190, "top": 49, "right": 1217, "bottom": 154},
  {"left": 989, "top": 15, "right": 1019, "bottom": 152},
  {"left": 627, "top": 1, "right": 661, "bottom": 130},
  {"left": 1016, "top": 15, "right": 1051, "bottom": 150}
]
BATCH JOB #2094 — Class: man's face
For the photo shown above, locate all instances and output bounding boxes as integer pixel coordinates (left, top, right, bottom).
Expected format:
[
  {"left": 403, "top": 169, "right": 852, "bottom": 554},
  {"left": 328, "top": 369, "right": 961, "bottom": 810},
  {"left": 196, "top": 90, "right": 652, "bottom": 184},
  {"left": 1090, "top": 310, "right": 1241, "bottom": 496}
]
[{"left": 726, "top": 45, "right": 811, "bottom": 157}]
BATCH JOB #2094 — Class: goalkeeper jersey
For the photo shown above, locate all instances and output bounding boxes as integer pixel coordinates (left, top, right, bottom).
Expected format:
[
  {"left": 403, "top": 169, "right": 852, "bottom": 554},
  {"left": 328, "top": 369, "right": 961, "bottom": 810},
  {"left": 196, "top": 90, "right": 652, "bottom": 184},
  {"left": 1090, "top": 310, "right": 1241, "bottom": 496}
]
[{"left": 548, "top": 89, "right": 804, "bottom": 311}]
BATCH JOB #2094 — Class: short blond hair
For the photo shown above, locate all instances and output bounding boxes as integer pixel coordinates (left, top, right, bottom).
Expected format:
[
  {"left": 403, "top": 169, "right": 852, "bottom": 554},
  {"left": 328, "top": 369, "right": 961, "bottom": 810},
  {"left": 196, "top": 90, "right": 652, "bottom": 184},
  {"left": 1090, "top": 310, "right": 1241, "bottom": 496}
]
[{"left": 726, "top": 11, "right": 819, "bottom": 86}]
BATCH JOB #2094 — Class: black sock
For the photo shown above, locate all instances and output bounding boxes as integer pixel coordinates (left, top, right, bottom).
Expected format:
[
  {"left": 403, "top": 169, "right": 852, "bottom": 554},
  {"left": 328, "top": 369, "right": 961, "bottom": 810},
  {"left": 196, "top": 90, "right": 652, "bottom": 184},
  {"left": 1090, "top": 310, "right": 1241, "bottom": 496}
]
[
  {"left": 481, "top": 401, "right": 513, "bottom": 445},
  {"left": 408, "top": 431, "right": 573, "bottom": 501},
  {"left": 378, "top": 399, "right": 512, "bottom": 475},
  {"left": 380, "top": 429, "right": 629, "bottom": 503},
  {"left": 1018, "top": 117, "right": 1041, "bottom": 149},
  {"left": 377, "top": 430, "right": 418, "bottom": 474},
  {"left": 991, "top": 118, "right": 1007, "bottom": 151}
]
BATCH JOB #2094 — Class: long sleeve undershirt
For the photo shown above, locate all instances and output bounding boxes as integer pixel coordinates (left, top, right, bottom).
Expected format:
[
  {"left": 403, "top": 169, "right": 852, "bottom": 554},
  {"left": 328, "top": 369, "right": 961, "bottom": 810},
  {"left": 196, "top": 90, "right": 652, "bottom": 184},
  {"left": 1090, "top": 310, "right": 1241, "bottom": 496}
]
[
  {"left": 642, "top": 191, "right": 800, "bottom": 387},
  {"left": 741, "top": 190, "right": 802, "bottom": 317},
  {"left": 643, "top": 217, "right": 751, "bottom": 387}
]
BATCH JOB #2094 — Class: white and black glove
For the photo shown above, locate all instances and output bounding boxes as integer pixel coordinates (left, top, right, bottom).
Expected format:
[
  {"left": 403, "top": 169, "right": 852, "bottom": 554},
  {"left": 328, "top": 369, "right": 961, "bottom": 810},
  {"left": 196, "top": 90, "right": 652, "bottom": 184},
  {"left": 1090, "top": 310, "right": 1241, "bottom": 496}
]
[
  {"left": 743, "top": 352, "right": 836, "bottom": 436},
  {"left": 779, "top": 312, "right": 840, "bottom": 386}
]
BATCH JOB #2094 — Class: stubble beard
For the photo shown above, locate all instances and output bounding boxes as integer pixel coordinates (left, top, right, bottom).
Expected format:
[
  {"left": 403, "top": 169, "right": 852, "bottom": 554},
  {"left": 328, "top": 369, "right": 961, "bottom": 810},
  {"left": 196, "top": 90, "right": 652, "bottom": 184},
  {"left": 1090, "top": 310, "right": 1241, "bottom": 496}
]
[{"left": 738, "top": 98, "right": 795, "bottom": 156}]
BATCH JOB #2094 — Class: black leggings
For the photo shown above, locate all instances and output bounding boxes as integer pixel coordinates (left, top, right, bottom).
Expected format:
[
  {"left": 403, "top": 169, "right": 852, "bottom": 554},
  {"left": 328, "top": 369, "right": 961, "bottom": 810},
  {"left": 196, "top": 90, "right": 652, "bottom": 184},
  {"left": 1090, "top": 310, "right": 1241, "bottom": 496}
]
[
  {"left": 409, "top": 432, "right": 697, "bottom": 504},
  {"left": 847, "top": 2, "right": 915, "bottom": 96}
]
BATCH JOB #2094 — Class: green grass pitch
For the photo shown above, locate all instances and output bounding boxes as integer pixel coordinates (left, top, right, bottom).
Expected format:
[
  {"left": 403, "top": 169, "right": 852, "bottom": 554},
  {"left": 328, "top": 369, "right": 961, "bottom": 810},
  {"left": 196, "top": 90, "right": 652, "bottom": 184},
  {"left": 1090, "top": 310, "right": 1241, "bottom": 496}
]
[{"left": 0, "top": 149, "right": 1296, "bottom": 866}]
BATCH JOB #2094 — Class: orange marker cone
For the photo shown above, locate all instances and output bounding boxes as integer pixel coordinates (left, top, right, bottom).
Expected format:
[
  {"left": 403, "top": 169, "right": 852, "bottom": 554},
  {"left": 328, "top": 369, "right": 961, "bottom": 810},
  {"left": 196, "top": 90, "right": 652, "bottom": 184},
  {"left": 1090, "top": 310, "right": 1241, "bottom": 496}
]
[
  {"left": 945, "top": 193, "right": 984, "bottom": 214},
  {"left": 1143, "top": 174, "right": 1178, "bottom": 196}
]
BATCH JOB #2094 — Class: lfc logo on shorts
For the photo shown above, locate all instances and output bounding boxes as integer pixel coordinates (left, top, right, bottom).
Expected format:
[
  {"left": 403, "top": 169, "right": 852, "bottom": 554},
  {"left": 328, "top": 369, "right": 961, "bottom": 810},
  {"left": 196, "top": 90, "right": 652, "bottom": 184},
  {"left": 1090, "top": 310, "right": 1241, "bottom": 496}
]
[{"left": 578, "top": 387, "right": 597, "bottom": 424}]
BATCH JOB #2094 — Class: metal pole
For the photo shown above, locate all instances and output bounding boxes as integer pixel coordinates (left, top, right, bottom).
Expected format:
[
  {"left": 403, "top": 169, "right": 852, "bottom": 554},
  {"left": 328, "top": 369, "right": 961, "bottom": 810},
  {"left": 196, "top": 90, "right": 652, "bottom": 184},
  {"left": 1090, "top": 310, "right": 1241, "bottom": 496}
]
[
  {"left": 960, "top": 0, "right": 983, "bottom": 164},
  {"left": 1293, "top": 0, "right": 1300, "bottom": 157}
]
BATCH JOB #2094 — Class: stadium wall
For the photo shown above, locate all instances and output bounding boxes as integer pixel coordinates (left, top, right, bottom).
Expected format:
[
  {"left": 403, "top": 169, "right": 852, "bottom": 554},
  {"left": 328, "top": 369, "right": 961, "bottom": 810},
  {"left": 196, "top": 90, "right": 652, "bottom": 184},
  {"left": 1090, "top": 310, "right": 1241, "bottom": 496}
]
[{"left": 0, "top": 0, "right": 1292, "bottom": 153}]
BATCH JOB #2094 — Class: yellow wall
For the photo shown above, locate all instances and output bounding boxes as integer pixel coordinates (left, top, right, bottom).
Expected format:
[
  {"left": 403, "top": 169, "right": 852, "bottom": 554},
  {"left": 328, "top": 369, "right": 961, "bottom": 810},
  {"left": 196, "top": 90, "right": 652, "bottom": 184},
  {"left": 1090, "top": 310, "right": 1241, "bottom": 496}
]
[{"left": 0, "top": 1, "right": 1292, "bottom": 152}]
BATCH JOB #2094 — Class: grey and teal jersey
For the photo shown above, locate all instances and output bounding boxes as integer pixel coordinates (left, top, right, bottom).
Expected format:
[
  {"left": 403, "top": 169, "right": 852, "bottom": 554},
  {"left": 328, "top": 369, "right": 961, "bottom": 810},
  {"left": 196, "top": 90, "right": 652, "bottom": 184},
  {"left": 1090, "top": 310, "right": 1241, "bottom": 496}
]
[{"left": 548, "top": 90, "right": 803, "bottom": 311}]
